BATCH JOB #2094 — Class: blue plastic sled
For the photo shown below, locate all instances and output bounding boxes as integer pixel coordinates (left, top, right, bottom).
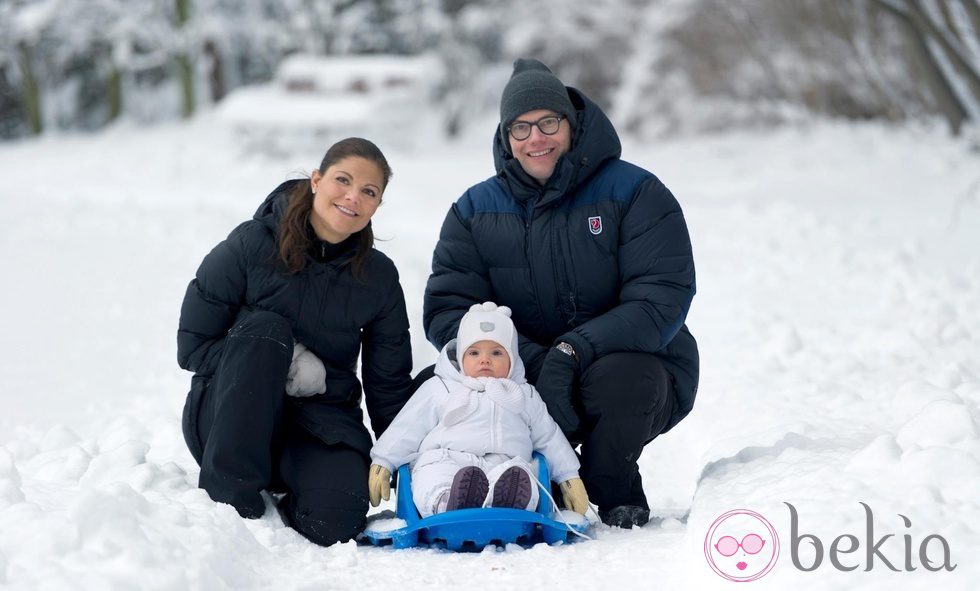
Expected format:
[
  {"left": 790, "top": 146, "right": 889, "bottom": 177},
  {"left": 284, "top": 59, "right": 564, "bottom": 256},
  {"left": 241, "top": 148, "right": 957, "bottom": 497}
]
[{"left": 362, "top": 452, "right": 591, "bottom": 550}]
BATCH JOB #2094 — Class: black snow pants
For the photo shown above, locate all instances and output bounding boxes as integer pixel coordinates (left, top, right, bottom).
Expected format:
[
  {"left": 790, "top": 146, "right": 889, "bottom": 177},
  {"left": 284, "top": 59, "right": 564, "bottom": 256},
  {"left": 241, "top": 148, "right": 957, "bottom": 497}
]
[
  {"left": 575, "top": 352, "right": 675, "bottom": 512},
  {"left": 181, "top": 310, "right": 369, "bottom": 547}
]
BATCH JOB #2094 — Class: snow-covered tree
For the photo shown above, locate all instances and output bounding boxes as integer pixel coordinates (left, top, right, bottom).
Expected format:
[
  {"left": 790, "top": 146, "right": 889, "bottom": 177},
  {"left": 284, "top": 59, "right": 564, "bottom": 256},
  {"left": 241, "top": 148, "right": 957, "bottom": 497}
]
[
  {"left": 870, "top": 0, "right": 980, "bottom": 134},
  {"left": 613, "top": 0, "right": 971, "bottom": 137},
  {"left": 497, "top": 0, "right": 646, "bottom": 112},
  {"left": 2, "top": 0, "right": 978, "bottom": 139}
]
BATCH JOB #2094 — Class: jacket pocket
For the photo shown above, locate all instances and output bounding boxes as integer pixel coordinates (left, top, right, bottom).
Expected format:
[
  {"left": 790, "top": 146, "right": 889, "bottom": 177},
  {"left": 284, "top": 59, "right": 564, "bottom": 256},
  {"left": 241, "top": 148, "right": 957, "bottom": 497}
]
[
  {"left": 320, "top": 374, "right": 362, "bottom": 407},
  {"left": 292, "top": 403, "right": 373, "bottom": 461}
]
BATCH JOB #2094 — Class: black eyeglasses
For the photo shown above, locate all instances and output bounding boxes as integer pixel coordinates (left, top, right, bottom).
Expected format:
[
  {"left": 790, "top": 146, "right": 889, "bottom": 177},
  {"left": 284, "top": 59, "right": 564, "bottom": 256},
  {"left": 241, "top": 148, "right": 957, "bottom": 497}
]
[{"left": 507, "top": 115, "right": 565, "bottom": 141}]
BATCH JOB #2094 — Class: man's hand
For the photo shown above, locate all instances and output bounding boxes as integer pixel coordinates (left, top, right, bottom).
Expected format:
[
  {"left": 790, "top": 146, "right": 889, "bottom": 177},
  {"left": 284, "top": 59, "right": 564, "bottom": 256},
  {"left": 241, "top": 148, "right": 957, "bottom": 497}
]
[
  {"left": 536, "top": 345, "right": 581, "bottom": 434},
  {"left": 368, "top": 464, "right": 391, "bottom": 507}
]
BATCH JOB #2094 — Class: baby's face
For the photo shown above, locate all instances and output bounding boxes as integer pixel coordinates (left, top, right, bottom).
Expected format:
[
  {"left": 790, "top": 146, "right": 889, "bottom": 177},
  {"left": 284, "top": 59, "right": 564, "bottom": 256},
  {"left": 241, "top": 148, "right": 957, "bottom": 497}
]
[{"left": 461, "top": 340, "right": 511, "bottom": 379}]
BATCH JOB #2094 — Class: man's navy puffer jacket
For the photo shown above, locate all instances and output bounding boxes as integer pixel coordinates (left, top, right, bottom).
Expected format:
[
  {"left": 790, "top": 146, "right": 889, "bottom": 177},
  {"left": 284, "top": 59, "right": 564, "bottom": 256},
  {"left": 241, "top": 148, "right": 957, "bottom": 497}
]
[{"left": 424, "top": 90, "right": 698, "bottom": 433}]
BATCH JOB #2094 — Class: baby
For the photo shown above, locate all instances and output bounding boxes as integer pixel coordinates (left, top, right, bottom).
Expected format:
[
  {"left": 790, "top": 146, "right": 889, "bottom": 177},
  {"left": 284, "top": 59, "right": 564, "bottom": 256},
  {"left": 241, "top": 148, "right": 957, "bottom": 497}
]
[{"left": 369, "top": 302, "right": 589, "bottom": 517}]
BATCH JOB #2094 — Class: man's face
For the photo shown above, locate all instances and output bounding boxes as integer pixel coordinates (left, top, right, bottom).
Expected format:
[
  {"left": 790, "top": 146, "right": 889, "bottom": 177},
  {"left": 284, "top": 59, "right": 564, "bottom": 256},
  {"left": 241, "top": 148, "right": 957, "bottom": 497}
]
[{"left": 507, "top": 109, "right": 572, "bottom": 184}]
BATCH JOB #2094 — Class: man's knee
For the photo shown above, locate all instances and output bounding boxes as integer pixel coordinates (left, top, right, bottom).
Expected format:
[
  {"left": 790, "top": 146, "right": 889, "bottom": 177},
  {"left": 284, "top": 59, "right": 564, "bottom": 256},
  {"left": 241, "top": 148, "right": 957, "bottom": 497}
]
[{"left": 579, "top": 352, "right": 672, "bottom": 416}]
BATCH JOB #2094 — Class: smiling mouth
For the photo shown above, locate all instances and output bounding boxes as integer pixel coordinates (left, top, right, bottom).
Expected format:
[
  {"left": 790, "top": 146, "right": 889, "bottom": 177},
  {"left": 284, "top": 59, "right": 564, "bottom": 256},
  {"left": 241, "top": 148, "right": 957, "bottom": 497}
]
[
  {"left": 527, "top": 148, "right": 554, "bottom": 158},
  {"left": 335, "top": 204, "right": 358, "bottom": 217}
]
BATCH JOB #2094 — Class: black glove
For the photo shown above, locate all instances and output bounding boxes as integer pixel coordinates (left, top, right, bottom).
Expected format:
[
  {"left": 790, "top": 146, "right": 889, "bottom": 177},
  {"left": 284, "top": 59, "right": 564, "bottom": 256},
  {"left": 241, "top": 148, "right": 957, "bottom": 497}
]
[
  {"left": 536, "top": 346, "right": 581, "bottom": 434},
  {"left": 523, "top": 346, "right": 549, "bottom": 384}
]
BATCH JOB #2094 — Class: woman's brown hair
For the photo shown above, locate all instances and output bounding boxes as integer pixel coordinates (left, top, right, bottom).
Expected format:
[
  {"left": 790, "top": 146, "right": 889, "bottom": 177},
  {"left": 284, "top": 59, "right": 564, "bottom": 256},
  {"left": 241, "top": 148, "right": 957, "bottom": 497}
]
[{"left": 277, "top": 137, "right": 392, "bottom": 279}]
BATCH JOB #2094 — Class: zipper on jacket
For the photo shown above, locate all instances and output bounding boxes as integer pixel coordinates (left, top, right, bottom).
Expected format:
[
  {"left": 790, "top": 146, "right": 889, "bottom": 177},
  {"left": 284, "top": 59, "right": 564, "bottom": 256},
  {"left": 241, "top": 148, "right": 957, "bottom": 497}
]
[
  {"left": 489, "top": 401, "right": 497, "bottom": 452},
  {"left": 523, "top": 200, "right": 551, "bottom": 330},
  {"left": 315, "top": 267, "right": 334, "bottom": 331},
  {"left": 522, "top": 201, "right": 533, "bottom": 274},
  {"left": 559, "top": 208, "right": 578, "bottom": 326},
  {"left": 524, "top": 218, "right": 533, "bottom": 287},
  {"left": 547, "top": 205, "right": 578, "bottom": 327}
]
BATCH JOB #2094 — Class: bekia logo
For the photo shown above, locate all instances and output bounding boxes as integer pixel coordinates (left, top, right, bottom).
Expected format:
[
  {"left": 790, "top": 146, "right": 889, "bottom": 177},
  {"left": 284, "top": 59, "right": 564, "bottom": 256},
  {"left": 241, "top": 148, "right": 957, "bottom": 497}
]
[
  {"left": 705, "top": 503, "right": 957, "bottom": 581},
  {"left": 786, "top": 502, "right": 956, "bottom": 573},
  {"left": 704, "top": 509, "right": 780, "bottom": 582},
  {"left": 588, "top": 216, "right": 602, "bottom": 235}
]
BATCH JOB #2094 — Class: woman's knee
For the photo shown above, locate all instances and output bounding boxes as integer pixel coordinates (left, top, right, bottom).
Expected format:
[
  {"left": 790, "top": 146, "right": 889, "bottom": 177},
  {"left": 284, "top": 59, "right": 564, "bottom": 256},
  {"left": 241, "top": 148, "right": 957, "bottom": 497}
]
[
  {"left": 215, "top": 310, "right": 294, "bottom": 376},
  {"left": 277, "top": 436, "right": 370, "bottom": 545},
  {"left": 229, "top": 309, "right": 293, "bottom": 348}
]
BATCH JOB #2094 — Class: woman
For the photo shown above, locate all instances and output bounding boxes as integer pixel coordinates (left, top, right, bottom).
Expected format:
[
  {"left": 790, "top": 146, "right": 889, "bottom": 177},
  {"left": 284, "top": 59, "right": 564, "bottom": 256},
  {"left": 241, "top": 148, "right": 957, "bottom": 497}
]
[{"left": 177, "top": 137, "right": 413, "bottom": 546}]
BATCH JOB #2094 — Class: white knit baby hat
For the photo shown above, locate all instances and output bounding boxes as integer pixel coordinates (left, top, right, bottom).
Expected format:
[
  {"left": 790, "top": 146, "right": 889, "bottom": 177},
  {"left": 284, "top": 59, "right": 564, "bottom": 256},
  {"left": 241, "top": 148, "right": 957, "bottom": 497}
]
[{"left": 455, "top": 302, "right": 518, "bottom": 371}]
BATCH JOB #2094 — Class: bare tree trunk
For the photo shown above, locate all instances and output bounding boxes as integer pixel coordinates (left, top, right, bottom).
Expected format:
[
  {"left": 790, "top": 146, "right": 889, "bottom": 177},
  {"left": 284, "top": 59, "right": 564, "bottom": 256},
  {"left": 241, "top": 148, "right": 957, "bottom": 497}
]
[
  {"left": 871, "top": 0, "right": 968, "bottom": 133},
  {"left": 16, "top": 41, "right": 42, "bottom": 135},
  {"left": 960, "top": 0, "right": 980, "bottom": 37},
  {"left": 107, "top": 62, "right": 122, "bottom": 123},
  {"left": 833, "top": 2, "right": 902, "bottom": 119},
  {"left": 175, "top": 0, "right": 195, "bottom": 118},
  {"left": 721, "top": 2, "right": 789, "bottom": 101},
  {"left": 203, "top": 39, "right": 225, "bottom": 103},
  {"left": 908, "top": 0, "right": 980, "bottom": 108},
  {"left": 947, "top": 0, "right": 980, "bottom": 66},
  {"left": 934, "top": 0, "right": 965, "bottom": 45}
]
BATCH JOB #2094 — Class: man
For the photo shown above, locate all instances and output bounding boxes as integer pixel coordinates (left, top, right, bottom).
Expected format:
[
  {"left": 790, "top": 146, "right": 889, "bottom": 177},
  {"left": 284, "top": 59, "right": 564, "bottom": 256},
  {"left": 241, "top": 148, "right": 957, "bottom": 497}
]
[{"left": 423, "top": 58, "right": 699, "bottom": 528}]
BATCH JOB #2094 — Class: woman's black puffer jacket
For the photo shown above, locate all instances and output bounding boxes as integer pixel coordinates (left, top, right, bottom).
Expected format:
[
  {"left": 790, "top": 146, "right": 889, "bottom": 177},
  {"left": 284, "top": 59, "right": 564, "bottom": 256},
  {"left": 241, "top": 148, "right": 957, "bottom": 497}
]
[{"left": 177, "top": 180, "right": 413, "bottom": 458}]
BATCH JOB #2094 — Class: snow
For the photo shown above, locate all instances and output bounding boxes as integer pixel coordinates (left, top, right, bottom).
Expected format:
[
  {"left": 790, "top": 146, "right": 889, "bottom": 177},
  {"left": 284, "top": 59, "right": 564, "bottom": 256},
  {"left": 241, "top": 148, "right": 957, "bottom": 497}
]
[
  {"left": 218, "top": 54, "right": 438, "bottom": 129},
  {"left": 218, "top": 86, "right": 380, "bottom": 127},
  {"left": 275, "top": 54, "right": 441, "bottom": 93},
  {"left": 1, "top": 115, "right": 979, "bottom": 589},
  {"left": 365, "top": 516, "right": 408, "bottom": 534}
]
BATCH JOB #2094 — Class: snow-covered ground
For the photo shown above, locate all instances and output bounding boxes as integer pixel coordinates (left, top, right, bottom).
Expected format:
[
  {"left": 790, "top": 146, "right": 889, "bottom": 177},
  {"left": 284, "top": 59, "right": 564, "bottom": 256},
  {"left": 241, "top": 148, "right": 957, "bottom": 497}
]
[{"left": 1, "top": 115, "right": 978, "bottom": 590}]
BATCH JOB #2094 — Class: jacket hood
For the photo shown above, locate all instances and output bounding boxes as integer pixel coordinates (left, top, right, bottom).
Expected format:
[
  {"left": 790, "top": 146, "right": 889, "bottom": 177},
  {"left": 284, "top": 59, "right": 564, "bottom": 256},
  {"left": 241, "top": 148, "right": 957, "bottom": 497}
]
[
  {"left": 253, "top": 178, "right": 363, "bottom": 264},
  {"left": 492, "top": 87, "right": 622, "bottom": 205},
  {"left": 435, "top": 338, "right": 527, "bottom": 385},
  {"left": 253, "top": 179, "right": 303, "bottom": 232}
]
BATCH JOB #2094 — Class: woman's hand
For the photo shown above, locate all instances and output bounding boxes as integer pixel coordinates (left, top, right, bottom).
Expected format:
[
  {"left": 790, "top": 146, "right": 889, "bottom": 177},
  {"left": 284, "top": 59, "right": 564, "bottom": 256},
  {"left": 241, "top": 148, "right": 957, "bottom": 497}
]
[
  {"left": 368, "top": 464, "right": 391, "bottom": 507},
  {"left": 559, "top": 478, "right": 590, "bottom": 514},
  {"left": 285, "top": 342, "right": 327, "bottom": 397}
]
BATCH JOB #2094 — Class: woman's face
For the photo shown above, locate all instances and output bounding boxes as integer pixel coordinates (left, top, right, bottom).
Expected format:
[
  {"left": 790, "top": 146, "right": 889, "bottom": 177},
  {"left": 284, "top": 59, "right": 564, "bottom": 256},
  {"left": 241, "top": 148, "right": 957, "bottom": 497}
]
[{"left": 309, "top": 156, "right": 384, "bottom": 243}]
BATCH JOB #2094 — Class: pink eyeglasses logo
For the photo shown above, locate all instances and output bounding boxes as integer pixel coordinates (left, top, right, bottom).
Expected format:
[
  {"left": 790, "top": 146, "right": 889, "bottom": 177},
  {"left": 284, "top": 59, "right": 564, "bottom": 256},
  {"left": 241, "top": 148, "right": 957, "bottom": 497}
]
[{"left": 704, "top": 509, "right": 780, "bottom": 582}]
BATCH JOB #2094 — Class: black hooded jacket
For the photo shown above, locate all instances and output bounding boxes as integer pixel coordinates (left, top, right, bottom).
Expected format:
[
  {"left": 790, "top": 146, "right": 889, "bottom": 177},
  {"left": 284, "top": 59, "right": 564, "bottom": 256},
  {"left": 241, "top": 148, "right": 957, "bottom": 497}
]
[
  {"left": 177, "top": 180, "right": 413, "bottom": 457},
  {"left": 424, "top": 89, "right": 698, "bottom": 433}
]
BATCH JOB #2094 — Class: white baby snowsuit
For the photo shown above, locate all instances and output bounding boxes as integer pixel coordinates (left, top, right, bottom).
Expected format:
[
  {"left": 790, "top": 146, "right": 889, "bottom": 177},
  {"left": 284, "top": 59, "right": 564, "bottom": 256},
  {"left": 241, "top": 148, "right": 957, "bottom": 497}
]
[{"left": 371, "top": 339, "right": 580, "bottom": 517}]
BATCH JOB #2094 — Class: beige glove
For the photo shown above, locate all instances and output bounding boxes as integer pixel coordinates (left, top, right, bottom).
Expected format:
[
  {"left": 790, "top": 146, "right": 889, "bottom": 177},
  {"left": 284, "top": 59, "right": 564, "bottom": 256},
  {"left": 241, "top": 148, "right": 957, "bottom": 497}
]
[
  {"left": 559, "top": 478, "right": 589, "bottom": 515},
  {"left": 368, "top": 464, "right": 391, "bottom": 507}
]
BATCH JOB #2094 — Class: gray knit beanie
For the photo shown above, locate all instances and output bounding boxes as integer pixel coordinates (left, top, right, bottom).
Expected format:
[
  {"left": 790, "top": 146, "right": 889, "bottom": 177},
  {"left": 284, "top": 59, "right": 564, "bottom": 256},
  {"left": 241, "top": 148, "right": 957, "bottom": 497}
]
[{"left": 499, "top": 58, "right": 575, "bottom": 133}]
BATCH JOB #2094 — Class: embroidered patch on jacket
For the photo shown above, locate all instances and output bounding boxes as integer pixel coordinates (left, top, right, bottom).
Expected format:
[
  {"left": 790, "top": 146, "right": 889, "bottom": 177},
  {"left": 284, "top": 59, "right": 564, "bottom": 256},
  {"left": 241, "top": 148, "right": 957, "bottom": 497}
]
[{"left": 588, "top": 216, "right": 603, "bottom": 235}]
